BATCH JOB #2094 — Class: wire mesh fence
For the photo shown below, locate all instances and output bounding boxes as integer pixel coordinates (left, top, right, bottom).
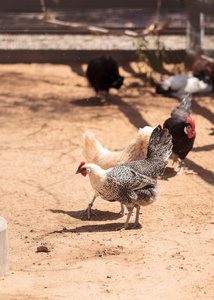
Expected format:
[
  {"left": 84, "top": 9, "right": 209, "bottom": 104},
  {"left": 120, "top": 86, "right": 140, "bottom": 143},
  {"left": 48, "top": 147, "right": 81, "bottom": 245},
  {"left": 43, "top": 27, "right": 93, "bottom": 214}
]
[{"left": 186, "top": 0, "right": 214, "bottom": 62}]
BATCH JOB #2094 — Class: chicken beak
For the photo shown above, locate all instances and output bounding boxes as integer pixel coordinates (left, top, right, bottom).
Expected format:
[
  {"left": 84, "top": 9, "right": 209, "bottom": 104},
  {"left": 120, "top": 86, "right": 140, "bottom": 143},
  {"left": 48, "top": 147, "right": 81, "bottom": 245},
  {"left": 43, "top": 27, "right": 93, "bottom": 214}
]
[{"left": 75, "top": 169, "right": 87, "bottom": 177}]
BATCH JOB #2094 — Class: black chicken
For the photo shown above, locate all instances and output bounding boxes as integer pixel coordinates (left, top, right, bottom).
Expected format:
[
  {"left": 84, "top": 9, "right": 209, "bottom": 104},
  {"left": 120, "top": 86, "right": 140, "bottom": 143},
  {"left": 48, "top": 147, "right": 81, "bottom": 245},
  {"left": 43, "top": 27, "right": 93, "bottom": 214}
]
[
  {"left": 163, "top": 95, "right": 196, "bottom": 174},
  {"left": 86, "top": 56, "right": 124, "bottom": 103}
]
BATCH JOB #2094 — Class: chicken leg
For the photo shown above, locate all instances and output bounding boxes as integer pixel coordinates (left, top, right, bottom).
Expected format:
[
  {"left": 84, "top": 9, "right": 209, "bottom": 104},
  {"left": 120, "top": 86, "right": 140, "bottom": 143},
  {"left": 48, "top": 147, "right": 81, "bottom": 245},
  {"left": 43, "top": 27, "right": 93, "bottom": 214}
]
[
  {"left": 79, "top": 195, "right": 97, "bottom": 219},
  {"left": 116, "top": 206, "right": 141, "bottom": 231},
  {"left": 82, "top": 196, "right": 126, "bottom": 219},
  {"left": 132, "top": 206, "right": 141, "bottom": 228},
  {"left": 116, "top": 208, "right": 133, "bottom": 231},
  {"left": 172, "top": 153, "right": 183, "bottom": 174}
]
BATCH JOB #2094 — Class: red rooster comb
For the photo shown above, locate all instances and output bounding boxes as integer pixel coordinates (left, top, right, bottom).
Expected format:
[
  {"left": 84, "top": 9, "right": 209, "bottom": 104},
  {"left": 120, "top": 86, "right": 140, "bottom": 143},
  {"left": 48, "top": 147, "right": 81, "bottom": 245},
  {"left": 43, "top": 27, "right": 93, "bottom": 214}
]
[
  {"left": 77, "top": 161, "right": 86, "bottom": 172},
  {"left": 187, "top": 116, "right": 196, "bottom": 131},
  {"left": 205, "top": 64, "right": 212, "bottom": 75}
]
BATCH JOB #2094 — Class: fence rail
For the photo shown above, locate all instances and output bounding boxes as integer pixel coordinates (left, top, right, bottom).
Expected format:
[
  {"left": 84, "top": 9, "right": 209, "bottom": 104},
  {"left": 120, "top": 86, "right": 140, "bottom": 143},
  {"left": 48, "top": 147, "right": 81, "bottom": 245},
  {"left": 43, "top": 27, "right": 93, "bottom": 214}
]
[{"left": 0, "top": 0, "right": 185, "bottom": 12}]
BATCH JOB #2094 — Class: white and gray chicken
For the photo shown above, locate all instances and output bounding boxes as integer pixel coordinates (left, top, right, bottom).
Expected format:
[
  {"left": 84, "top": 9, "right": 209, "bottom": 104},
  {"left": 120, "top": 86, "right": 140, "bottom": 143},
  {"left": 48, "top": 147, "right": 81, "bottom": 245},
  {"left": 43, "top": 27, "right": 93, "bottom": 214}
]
[
  {"left": 76, "top": 126, "right": 172, "bottom": 230},
  {"left": 82, "top": 126, "right": 154, "bottom": 218},
  {"left": 156, "top": 66, "right": 213, "bottom": 99}
]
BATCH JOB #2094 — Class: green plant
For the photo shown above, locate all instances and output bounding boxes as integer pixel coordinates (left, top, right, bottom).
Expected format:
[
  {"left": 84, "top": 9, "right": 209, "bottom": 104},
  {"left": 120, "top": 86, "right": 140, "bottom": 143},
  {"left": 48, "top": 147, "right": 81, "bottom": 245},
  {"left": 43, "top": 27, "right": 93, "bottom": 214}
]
[{"left": 136, "top": 34, "right": 170, "bottom": 85}]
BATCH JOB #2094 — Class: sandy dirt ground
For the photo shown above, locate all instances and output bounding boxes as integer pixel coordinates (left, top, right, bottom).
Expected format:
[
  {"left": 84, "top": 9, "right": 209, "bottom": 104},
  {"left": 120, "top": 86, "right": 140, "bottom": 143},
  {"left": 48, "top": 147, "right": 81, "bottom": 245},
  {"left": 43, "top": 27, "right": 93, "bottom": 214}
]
[{"left": 0, "top": 61, "right": 213, "bottom": 299}]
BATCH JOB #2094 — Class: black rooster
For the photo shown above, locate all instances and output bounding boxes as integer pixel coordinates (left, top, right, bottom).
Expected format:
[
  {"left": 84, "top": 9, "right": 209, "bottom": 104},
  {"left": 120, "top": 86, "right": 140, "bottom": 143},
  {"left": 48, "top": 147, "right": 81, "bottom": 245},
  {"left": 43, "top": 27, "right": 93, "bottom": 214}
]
[
  {"left": 163, "top": 95, "right": 196, "bottom": 174},
  {"left": 86, "top": 56, "right": 124, "bottom": 104}
]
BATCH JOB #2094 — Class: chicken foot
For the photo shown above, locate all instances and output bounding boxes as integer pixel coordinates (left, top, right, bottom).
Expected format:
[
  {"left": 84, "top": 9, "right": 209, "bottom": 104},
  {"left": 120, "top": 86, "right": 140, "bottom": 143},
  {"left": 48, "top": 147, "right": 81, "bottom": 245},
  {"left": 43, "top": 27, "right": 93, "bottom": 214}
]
[
  {"left": 172, "top": 153, "right": 184, "bottom": 174},
  {"left": 116, "top": 209, "right": 133, "bottom": 231},
  {"left": 95, "top": 91, "right": 109, "bottom": 105},
  {"left": 119, "top": 203, "right": 128, "bottom": 216},
  {"left": 82, "top": 195, "right": 127, "bottom": 219},
  {"left": 116, "top": 206, "right": 141, "bottom": 231},
  {"left": 80, "top": 195, "right": 97, "bottom": 219},
  {"left": 177, "top": 160, "right": 183, "bottom": 175},
  {"left": 128, "top": 206, "right": 141, "bottom": 229}
]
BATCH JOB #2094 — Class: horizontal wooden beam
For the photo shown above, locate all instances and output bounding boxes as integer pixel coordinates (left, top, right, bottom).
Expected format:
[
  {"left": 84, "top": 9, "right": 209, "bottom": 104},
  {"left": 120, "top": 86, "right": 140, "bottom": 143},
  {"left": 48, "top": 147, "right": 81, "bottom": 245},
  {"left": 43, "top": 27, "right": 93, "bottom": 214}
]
[
  {"left": 0, "top": 0, "right": 185, "bottom": 12},
  {"left": 0, "top": 49, "right": 185, "bottom": 64}
]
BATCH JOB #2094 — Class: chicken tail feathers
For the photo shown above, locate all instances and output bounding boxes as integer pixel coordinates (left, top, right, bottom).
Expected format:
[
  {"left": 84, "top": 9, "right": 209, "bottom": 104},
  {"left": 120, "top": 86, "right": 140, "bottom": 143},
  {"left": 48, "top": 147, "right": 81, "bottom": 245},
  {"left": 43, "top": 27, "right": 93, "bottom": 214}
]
[
  {"left": 178, "top": 94, "right": 192, "bottom": 113},
  {"left": 146, "top": 125, "right": 173, "bottom": 161},
  {"left": 170, "top": 94, "right": 192, "bottom": 118},
  {"left": 83, "top": 131, "right": 109, "bottom": 162}
]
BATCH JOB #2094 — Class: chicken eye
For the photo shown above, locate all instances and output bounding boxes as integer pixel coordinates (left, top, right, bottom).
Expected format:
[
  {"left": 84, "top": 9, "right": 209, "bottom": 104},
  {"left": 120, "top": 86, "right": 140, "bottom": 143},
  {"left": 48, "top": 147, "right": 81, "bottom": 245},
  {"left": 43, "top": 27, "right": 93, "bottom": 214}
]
[{"left": 81, "top": 167, "right": 86, "bottom": 172}]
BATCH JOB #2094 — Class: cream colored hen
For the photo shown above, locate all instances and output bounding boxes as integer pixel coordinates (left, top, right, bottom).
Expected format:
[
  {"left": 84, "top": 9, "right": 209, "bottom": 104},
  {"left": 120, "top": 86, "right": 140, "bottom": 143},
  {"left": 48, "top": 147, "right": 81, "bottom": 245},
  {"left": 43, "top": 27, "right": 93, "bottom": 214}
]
[{"left": 82, "top": 126, "right": 154, "bottom": 218}]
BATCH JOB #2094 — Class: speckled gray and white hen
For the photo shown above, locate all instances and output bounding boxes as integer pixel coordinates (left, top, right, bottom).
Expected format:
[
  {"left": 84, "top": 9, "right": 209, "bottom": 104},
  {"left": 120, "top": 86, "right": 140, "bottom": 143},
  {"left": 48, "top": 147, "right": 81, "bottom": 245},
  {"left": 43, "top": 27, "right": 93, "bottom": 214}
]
[{"left": 76, "top": 126, "right": 172, "bottom": 230}]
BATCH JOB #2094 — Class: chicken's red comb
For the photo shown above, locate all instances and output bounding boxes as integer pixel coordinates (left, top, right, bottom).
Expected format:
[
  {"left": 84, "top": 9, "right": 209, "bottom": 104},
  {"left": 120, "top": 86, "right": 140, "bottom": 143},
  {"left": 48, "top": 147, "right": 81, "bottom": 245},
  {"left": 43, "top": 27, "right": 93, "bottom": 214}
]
[
  {"left": 78, "top": 161, "right": 85, "bottom": 171},
  {"left": 205, "top": 64, "right": 212, "bottom": 74},
  {"left": 187, "top": 116, "right": 196, "bottom": 131}
]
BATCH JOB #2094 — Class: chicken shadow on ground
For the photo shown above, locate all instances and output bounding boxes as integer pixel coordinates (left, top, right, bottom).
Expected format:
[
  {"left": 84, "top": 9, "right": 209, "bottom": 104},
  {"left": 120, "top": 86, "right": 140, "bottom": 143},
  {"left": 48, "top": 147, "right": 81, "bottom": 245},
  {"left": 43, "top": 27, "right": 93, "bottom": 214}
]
[
  {"left": 192, "top": 144, "right": 214, "bottom": 152},
  {"left": 162, "top": 166, "right": 178, "bottom": 179},
  {"left": 1, "top": 92, "right": 75, "bottom": 115},
  {"left": 71, "top": 95, "right": 150, "bottom": 129},
  {"left": 68, "top": 63, "right": 86, "bottom": 77},
  {"left": 71, "top": 96, "right": 108, "bottom": 106},
  {"left": 112, "top": 96, "right": 150, "bottom": 128},
  {"left": 49, "top": 209, "right": 123, "bottom": 222},
  {"left": 191, "top": 97, "right": 214, "bottom": 125},
  {"left": 184, "top": 158, "right": 214, "bottom": 185},
  {"left": 48, "top": 222, "right": 141, "bottom": 234},
  {"left": 163, "top": 158, "right": 214, "bottom": 185}
]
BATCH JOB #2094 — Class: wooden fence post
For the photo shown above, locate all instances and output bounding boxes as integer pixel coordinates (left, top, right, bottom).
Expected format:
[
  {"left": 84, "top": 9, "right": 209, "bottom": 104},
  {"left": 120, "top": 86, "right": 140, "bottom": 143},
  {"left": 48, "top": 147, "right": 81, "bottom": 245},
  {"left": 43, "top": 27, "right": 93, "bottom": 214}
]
[{"left": 186, "top": 11, "right": 201, "bottom": 52}]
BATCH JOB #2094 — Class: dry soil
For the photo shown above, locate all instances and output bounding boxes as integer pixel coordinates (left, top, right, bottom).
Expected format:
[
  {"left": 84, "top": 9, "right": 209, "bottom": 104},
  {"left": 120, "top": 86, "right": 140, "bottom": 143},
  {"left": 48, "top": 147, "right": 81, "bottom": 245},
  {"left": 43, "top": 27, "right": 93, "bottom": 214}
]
[{"left": 0, "top": 62, "right": 213, "bottom": 299}]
